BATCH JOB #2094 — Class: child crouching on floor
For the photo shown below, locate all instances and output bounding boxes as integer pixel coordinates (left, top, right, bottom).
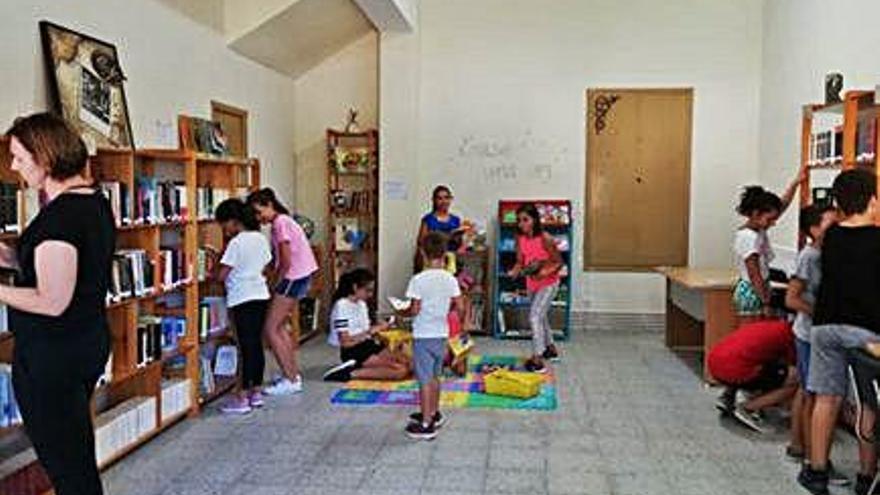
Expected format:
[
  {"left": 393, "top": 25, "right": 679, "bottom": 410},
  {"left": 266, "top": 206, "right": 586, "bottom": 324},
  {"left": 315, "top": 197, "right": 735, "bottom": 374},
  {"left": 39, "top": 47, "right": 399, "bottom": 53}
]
[
  {"left": 398, "top": 232, "right": 462, "bottom": 440},
  {"left": 323, "top": 269, "right": 410, "bottom": 382}
]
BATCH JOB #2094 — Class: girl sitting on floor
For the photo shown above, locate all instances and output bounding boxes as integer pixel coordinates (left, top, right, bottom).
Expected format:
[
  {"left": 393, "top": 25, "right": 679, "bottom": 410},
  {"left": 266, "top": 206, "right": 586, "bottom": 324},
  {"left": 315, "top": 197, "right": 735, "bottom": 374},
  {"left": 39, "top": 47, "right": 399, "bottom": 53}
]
[{"left": 323, "top": 269, "right": 411, "bottom": 382}]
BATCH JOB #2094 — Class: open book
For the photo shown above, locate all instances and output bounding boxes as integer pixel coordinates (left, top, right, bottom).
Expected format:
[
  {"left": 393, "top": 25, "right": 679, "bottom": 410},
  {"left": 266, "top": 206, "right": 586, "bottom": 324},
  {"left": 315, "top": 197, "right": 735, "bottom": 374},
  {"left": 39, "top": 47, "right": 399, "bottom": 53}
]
[{"left": 387, "top": 296, "right": 411, "bottom": 312}]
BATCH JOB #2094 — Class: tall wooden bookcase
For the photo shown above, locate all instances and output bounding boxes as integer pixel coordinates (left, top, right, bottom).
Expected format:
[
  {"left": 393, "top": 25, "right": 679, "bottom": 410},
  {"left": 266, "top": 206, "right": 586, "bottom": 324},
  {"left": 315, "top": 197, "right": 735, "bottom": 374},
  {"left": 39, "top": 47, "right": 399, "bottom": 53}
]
[
  {"left": 0, "top": 137, "right": 260, "bottom": 494},
  {"left": 799, "top": 90, "right": 880, "bottom": 244},
  {"left": 326, "top": 129, "right": 379, "bottom": 305}
]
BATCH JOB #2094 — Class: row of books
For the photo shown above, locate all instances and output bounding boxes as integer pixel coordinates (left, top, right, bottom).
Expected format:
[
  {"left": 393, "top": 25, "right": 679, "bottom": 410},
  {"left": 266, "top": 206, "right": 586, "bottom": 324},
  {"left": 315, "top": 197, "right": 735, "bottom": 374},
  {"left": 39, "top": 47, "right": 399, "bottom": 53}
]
[
  {"left": 0, "top": 182, "right": 19, "bottom": 234},
  {"left": 808, "top": 128, "right": 843, "bottom": 167},
  {"left": 331, "top": 189, "right": 373, "bottom": 214},
  {"left": 136, "top": 178, "right": 188, "bottom": 224},
  {"left": 498, "top": 235, "right": 570, "bottom": 253},
  {"left": 95, "top": 396, "right": 157, "bottom": 466},
  {"left": 196, "top": 247, "right": 218, "bottom": 282},
  {"left": 199, "top": 297, "right": 229, "bottom": 342},
  {"left": 108, "top": 247, "right": 189, "bottom": 303},
  {"left": 136, "top": 316, "right": 187, "bottom": 368},
  {"left": 196, "top": 187, "right": 231, "bottom": 220},
  {"left": 0, "top": 365, "right": 22, "bottom": 428},
  {"left": 160, "top": 378, "right": 192, "bottom": 422},
  {"left": 100, "top": 180, "right": 248, "bottom": 226}
]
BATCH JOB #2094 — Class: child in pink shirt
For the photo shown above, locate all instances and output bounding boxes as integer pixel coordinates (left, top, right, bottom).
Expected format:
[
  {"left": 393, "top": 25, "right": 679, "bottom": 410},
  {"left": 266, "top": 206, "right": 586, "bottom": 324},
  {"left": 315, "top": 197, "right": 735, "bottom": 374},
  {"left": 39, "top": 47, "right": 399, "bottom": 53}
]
[{"left": 247, "top": 188, "right": 318, "bottom": 395}]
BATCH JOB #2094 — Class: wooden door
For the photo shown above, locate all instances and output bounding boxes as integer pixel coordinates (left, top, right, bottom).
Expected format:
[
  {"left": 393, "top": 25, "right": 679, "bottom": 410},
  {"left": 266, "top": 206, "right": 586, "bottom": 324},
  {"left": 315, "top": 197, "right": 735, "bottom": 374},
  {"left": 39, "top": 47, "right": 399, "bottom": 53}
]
[
  {"left": 211, "top": 101, "right": 248, "bottom": 158},
  {"left": 585, "top": 88, "right": 693, "bottom": 269}
]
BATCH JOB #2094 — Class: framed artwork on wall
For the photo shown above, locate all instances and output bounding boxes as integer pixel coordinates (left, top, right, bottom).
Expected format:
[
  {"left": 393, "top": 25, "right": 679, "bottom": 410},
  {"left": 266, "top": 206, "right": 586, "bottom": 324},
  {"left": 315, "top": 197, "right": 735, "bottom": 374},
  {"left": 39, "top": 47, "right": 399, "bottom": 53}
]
[{"left": 39, "top": 20, "right": 134, "bottom": 149}]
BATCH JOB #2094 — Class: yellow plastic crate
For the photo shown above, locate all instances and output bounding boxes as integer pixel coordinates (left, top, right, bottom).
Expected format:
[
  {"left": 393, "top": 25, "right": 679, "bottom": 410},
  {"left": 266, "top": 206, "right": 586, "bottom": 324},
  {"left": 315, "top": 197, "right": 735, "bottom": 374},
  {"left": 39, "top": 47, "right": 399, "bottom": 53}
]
[{"left": 483, "top": 369, "right": 543, "bottom": 399}]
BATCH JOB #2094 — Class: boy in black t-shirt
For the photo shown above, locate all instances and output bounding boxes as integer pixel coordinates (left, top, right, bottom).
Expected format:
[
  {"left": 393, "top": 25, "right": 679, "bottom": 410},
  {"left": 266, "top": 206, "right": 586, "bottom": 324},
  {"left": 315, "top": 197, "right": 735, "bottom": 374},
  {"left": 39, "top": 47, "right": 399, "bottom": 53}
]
[{"left": 799, "top": 169, "right": 880, "bottom": 495}]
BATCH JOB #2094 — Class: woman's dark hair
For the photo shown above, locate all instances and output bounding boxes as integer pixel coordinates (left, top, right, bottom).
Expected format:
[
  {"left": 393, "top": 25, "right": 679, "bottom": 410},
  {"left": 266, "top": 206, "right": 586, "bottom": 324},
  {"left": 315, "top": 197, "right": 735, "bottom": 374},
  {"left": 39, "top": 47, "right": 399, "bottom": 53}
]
[
  {"left": 736, "top": 186, "right": 783, "bottom": 217},
  {"left": 431, "top": 185, "right": 452, "bottom": 212},
  {"left": 6, "top": 112, "right": 88, "bottom": 180},
  {"left": 516, "top": 203, "right": 543, "bottom": 236},
  {"left": 833, "top": 168, "right": 877, "bottom": 216},
  {"left": 332, "top": 268, "right": 376, "bottom": 305},
  {"left": 215, "top": 198, "right": 260, "bottom": 231},
  {"left": 247, "top": 187, "right": 290, "bottom": 215}
]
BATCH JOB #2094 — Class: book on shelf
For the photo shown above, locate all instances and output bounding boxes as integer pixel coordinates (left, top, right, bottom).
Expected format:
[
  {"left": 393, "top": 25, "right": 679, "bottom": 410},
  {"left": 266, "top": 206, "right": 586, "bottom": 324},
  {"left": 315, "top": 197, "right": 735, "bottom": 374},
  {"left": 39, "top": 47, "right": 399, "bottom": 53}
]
[
  {"left": 196, "top": 246, "right": 218, "bottom": 282},
  {"left": 198, "top": 354, "right": 216, "bottom": 396},
  {"left": 135, "top": 178, "right": 188, "bottom": 224},
  {"left": 0, "top": 364, "right": 22, "bottom": 428},
  {"left": 0, "top": 182, "right": 19, "bottom": 234},
  {"left": 199, "top": 297, "right": 228, "bottom": 342},
  {"left": 160, "top": 378, "right": 192, "bottom": 421},
  {"left": 213, "top": 345, "right": 238, "bottom": 377},
  {"left": 196, "top": 186, "right": 230, "bottom": 220},
  {"left": 109, "top": 249, "right": 155, "bottom": 302},
  {"left": 136, "top": 315, "right": 184, "bottom": 367},
  {"left": 331, "top": 189, "right": 372, "bottom": 215},
  {"left": 99, "top": 181, "right": 131, "bottom": 226},
  {"left": 158, "top": 246, "right": 187, "bottom": 289},
  {"left": 94, "top": 396, "right": 157, "bottom": 466}
]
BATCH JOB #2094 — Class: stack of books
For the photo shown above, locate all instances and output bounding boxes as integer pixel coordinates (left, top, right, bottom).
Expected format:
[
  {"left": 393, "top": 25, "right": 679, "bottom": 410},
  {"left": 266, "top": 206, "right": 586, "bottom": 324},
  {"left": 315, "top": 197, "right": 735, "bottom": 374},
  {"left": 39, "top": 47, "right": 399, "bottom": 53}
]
[
  {"left": 160, "top": 378, "right": 192, "bottom": 422},
  {"left": 109, "top": 249, "right": 154, "bottom": 302},
  {"left": 0, "top": 364, "right": 22, "bottom": 428},
  {"left": 158, "top": 246, "right": 188, "bottom": 289},
  {"left": 134, "top": 177, "right": 188, "bottom": 224},
  {"left": 198, "top": 297, "right": 228, "bottom": 341},
  {"left": 94, "top": 396, "right": 157, "bottom": 465}
]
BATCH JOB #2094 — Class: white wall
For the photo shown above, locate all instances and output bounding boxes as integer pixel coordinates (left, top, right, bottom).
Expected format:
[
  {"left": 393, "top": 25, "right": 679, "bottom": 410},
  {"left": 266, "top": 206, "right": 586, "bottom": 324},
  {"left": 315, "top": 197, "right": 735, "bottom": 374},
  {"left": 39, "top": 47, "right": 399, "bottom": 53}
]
[
  {"left": 0, "top": 0, "right": 298, "bottom": 204},
  {"left": 760, "top": 0, "right": 880, "bottom": 262},
  {"left": 294, "top": 33, "right": 379, "bottom": 243},
  {"left": 379, "top": 0, "right": 764, "bottom": 313}
]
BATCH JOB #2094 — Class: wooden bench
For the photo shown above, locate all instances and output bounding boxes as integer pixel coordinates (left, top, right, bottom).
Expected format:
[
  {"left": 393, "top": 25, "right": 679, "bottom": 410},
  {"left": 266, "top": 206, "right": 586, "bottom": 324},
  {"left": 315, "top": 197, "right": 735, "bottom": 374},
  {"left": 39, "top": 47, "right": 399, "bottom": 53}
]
[{"left": 656, "top": 267, "right": 737, "bottom": 382}]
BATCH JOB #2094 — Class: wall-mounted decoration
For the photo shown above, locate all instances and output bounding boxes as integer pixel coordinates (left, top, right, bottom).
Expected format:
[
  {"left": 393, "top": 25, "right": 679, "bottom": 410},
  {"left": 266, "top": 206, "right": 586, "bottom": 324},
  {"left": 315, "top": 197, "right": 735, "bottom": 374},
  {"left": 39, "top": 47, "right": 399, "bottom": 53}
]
[
  {"left": 39, "top": 21, "right": 134, "bottom": 149},
  {"left": 592, "top": 94, "right": 620, "bottom": 135},
  {"left": 825, "top": 72, "right": 843, "bottom": 105}
]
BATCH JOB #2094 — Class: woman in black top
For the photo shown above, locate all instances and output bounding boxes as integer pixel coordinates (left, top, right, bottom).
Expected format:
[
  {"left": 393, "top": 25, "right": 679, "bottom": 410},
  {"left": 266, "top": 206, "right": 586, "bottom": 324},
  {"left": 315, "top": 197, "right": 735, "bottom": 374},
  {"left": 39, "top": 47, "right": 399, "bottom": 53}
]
[{"left": 1, "top": 113, "right": 115, "bottom": 495}]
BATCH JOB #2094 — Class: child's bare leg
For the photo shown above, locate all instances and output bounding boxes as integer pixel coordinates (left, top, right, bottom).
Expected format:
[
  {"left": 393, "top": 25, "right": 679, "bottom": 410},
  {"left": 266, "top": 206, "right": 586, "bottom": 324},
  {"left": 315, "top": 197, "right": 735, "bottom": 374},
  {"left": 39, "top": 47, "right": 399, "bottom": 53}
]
[
  {"left": 420, "top": 380, "right": 439, "bottom": 423},
  {"left": 810, "top": 394, "right": 844, "bottom": 470},
  {"left": 859, "top": 408, "right": 877, "bottom": 476},
  {"left": 790, "top": 388, "right": 806, "bottom": 453},
  {"left": 743, "top": 384, "right": 797, "bottom": 412}
]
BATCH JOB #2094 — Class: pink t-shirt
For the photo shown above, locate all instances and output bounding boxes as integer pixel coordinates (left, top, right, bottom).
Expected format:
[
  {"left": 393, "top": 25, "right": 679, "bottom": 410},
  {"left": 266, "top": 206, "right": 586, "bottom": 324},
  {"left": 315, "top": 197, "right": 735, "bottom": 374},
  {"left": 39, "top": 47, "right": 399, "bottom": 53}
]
[
  {"left": 272, "top": 214, "right": 318, "bottom": 281},
  {"left": 518, "top": 234, "right": 560, "bottom": 294}
]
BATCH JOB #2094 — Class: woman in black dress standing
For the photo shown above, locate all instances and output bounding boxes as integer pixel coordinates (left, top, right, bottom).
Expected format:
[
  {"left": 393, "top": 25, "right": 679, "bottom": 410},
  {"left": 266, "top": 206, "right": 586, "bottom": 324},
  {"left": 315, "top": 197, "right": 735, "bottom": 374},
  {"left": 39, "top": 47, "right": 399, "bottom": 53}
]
[{"left": 1, "top": 113, "right": 115, "bottom": 495}]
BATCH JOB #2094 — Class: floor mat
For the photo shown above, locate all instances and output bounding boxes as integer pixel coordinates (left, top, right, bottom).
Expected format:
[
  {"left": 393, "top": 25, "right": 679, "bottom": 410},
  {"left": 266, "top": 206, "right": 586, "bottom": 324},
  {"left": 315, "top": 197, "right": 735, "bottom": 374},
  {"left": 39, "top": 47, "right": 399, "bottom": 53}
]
[{"left": 329, "top": 354, "right": 557, "bottom": 411}]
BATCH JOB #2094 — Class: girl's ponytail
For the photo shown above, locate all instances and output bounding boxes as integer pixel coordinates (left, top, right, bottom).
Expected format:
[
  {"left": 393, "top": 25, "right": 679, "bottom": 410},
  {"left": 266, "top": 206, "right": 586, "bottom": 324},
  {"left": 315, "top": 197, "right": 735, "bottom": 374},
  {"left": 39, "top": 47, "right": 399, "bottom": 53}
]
[{"left": 247, "top": 187, "right": 290, "bottom": 215}]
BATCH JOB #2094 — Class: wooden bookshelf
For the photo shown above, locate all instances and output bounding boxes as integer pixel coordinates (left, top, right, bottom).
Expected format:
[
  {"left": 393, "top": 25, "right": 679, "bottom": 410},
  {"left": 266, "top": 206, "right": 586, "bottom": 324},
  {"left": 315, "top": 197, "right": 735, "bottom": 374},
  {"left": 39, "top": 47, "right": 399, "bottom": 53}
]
[
  {"left": 326, "top": 129, "right": 379, "bottom": 308},
  {"left": 799, "top": 90, "right": 880, "bottom": 246},
  {"left": 0, "top": 130, "right": 263, "bottom": 492}
]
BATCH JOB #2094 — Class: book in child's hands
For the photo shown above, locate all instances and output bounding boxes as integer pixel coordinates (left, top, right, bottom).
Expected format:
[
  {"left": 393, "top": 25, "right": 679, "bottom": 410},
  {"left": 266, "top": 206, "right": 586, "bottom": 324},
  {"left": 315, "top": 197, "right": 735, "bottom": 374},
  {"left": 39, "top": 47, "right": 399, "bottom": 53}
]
[{"left": 388, "top": 296, "right": 411, "bottom": 312}]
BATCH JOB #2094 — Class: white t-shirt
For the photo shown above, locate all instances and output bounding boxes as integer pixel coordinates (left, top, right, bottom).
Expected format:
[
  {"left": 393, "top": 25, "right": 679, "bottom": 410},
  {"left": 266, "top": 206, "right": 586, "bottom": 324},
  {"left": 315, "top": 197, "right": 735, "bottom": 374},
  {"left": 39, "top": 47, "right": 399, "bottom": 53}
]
[
  {"left": 220, "top": 231, "right": 272, "bottom": 307},
  {"left": 792, "top": 245, "right": 821, "bottom": 342},
  {"left": 406, "top": 268, "right": 461, "bottom": 339},
  {"left": 733, "top": 227, "right": 774, "bottom": 282},
  {"left": 328, "top": 298, "right": 370, "bottom": 347}
]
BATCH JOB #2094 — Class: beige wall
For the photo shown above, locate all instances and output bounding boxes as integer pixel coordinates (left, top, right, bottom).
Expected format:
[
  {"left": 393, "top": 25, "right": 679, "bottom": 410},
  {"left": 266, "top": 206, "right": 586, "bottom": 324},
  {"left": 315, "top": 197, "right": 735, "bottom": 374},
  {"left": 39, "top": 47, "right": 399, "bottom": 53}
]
[
  {"left": 379, "top": 0, "right": 765, "bottom": 313},
  {"left": 294, "top": 33, "right": 379, "bottom": 245},
  {"left": 0, "top": 0, "right": 298, "bottom": 205}
]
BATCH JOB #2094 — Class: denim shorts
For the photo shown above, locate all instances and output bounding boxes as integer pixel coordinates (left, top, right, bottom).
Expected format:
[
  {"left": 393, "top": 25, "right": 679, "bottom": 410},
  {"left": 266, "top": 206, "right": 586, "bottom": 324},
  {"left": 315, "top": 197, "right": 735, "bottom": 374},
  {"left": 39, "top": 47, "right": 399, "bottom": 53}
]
[
  {"left": 275, "top": 276, "right": 311, "bottom": 299},
  {"left": 795, "top": 337, "right": 811, "bottom": 391},
  {"left": 809, "top": 324, "right": 880, "bottom": 396},
  {"left": 413, "top": 338, "right": 446, "bottom": 385}
]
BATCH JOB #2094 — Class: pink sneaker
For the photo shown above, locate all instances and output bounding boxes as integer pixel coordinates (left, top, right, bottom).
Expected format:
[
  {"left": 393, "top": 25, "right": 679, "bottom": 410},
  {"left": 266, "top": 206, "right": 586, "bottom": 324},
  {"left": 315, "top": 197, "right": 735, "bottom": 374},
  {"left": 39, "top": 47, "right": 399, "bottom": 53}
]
[
  {"left": 248, "top": 390, "right": 265, "bottom": 408},
  {"left": 221, "top": 396, "right": 252, "bottom": 415}
]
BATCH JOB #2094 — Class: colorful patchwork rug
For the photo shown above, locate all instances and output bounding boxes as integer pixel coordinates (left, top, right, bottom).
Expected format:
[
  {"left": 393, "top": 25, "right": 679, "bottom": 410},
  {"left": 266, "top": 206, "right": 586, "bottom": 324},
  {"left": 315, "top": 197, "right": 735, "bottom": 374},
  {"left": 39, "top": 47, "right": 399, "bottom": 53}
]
[{"left": 329, "top": 354, "right": 557, "bottom": 411}]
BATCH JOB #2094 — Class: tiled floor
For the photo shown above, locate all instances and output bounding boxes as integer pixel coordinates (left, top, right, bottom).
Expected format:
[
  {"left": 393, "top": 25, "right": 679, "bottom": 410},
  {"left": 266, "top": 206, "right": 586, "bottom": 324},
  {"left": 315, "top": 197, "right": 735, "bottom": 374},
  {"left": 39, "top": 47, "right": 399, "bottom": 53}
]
[{"left": 103, "top": 319, "right": 860, "bottom": 495}]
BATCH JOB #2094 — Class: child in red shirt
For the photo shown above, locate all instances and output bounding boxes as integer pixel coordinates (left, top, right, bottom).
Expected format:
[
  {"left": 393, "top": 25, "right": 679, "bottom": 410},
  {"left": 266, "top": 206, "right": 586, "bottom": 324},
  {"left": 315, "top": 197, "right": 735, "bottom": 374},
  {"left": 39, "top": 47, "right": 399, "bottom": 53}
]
[{"left": 708, "top": 319, "right": 798, "bottom": 433}]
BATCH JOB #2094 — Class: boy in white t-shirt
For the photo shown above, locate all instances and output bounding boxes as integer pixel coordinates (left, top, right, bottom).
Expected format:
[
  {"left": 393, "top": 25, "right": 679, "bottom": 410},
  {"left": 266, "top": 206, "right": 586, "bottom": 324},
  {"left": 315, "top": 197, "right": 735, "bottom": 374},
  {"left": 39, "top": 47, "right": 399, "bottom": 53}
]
[{"left": 400, "top": 232, "right": 461, "bottom": 440}]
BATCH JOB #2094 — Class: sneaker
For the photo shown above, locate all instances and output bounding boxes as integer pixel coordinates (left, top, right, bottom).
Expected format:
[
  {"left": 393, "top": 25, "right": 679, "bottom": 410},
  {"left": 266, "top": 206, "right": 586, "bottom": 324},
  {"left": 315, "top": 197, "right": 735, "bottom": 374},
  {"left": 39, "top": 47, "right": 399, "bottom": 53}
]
[
  {"left": 542, "top": 345, "right": 561, "bottom": 362},
  {"left": 855, "top": 473, "right": 879, "bottom": 495},
  {"left": 732, "top": 405, "right": 765, "bottom": 433},
  {"left": 715, "top": 387, "right": 737, "bottom": 416},
  {"left": 797, "top": 465, "right": 830, "bottom": 495},
  {"left": 220, "top": 396, "right": 252, "bottom": 415},
  {"left": 827, "top": 462, "right": 851, "bottom": 487},
  {"left": 404, "top": 421, "right": 438, "bottom": 440},
  {"left": 784, "top": 445, "right": 804, "bottom": 463},
  {"left": 323, "top": 360, "right": 357, "bottom": 382},
  {"left": 248, "top": 390, "right": 265, "bottom": 408},
  {"left": 524, "top": 359, "right": 547, "bottom": 374},
  {"left": 408, "top": 411, "right": 447, "bottom": 429},
  {"left": 264, "top": 375, "right": 303, "bottom": 396}
]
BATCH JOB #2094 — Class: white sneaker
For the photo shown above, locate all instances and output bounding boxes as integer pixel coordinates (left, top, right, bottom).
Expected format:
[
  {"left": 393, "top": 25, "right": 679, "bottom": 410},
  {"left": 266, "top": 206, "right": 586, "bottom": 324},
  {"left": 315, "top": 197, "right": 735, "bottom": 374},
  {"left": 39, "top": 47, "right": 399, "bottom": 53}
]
[{"left": 264, "top": 375, "right": 303, "bottom": 396}]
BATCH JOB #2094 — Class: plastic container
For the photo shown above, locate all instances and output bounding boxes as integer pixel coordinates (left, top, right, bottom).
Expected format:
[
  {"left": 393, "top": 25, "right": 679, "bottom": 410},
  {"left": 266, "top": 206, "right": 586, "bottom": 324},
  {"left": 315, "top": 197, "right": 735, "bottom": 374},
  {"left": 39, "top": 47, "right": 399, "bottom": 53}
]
[{"left": 483, "top": 369, "right": 543, "bottom": 398}]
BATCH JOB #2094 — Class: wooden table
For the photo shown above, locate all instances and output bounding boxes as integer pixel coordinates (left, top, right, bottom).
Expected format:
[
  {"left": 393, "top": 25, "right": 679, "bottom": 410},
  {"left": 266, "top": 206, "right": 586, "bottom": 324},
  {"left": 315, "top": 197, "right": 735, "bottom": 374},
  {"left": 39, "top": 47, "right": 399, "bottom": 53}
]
[{"left": 656, "top": 267, "right": 738, "bottom": 382}]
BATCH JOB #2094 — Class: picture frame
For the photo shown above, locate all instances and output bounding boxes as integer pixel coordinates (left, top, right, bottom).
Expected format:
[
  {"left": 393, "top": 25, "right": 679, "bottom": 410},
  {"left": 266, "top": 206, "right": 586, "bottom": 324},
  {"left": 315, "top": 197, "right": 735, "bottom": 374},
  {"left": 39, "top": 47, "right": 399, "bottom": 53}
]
[{"left": 39, "top": 20, "right": 135, "bottom": 149}]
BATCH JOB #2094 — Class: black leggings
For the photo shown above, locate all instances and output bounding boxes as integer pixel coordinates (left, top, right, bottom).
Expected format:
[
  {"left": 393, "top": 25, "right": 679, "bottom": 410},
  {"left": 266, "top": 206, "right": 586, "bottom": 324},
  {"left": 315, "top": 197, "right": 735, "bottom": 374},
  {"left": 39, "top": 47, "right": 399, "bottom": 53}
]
[
  {"left": 13, "top": 334, "right": 108, "bottom": 495},
  {"left": 230, "top": 299, "right": 268, "bottom": 389}
]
